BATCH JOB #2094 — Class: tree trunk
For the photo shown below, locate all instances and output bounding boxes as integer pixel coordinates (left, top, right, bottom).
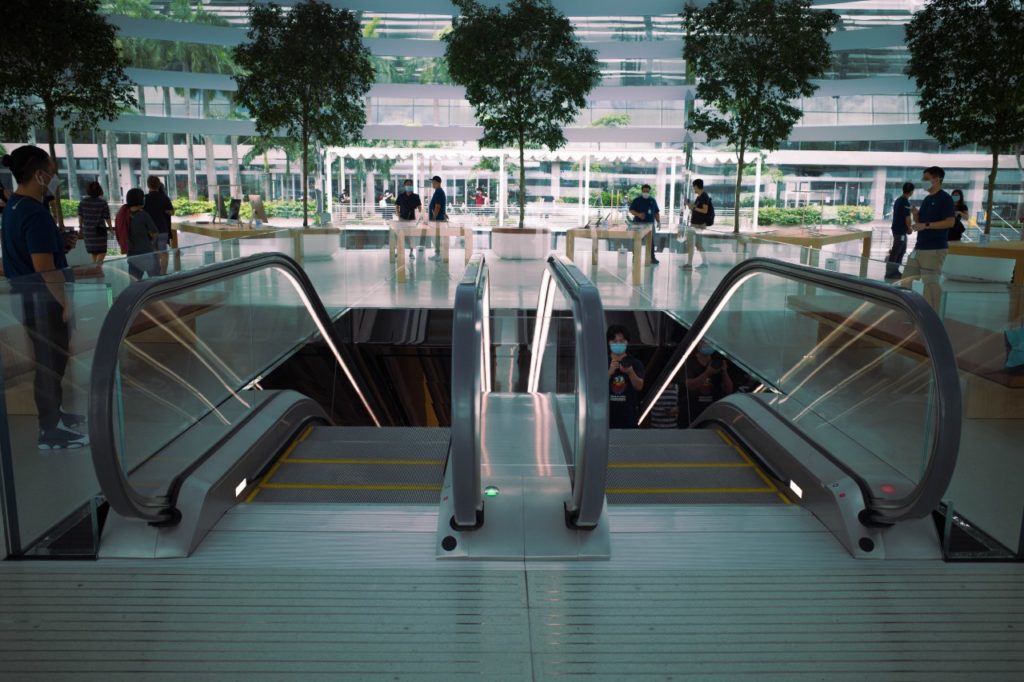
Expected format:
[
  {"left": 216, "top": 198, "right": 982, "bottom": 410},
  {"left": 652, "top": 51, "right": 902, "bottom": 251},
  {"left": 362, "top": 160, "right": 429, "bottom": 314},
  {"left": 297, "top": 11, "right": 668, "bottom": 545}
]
[
  {"left": 984, "top": 148, "right": 999, "bottom": 235},
  {"left": 186, "top": 134, "right": 197, "bottom": 200},
  {"left": 204, "top": 135, "right": 217, "bottom": 203},
  {"left": 263, "top": 151, "right": 271, "bottom": 199},
  {"left": 106, "top": 130, "right": 121, "bottom": 201},
  {"left": 45, "top": 112, "right": 65, "bottom": 229},
  {"left": 230, "top": 135, "right": 241, "bottom": 199},
  {"left": 164, "top": 87, "right": 177, "bottom": 199},
  {"left": 96, "top": 136, "right": 107, "bottom": 194},
  {"left": 518, "top": 132, "right": 526, "bottom": 228},
  {"left": 301, "top": 127, "right": 309, "bottom": 227},
  {"left": 138, "top": 86, "right": 149, "bottom": 189},
  {"left": 64, "top": 127, "right": 78, "bottom": 200},
  {"left": 733, "top": 143, "right": 746, "bottom": 234}
]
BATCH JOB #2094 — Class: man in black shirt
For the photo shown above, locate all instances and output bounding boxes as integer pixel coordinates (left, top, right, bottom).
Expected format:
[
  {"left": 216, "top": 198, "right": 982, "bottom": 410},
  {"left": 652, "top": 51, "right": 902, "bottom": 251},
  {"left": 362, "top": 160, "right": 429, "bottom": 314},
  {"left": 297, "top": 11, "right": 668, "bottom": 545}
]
[
  {"left": 682, "top": 341, "right": 734, "bottom": 427},
  {"left": 607, "top": 324, "right": 645, "bottom": 429},
  {"left": 395, "top": 178, "right": 423, "bottom": 259},
  {"left": 886, "top": 182, "right": 914, "bottom": 279},
  {"left": 682, "top": 178, "right": 713, "bottom": 270},
  {"left": 143, "top": 176, "right": 174, "bottom": 274}
]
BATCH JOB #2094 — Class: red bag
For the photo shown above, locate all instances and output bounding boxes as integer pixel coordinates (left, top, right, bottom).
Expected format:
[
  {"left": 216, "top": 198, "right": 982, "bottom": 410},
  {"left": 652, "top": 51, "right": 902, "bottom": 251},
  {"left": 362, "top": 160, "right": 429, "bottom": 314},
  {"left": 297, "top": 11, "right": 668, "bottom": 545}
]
[{"left": 114, "top": 204, "right": 130, "bottom": 253}]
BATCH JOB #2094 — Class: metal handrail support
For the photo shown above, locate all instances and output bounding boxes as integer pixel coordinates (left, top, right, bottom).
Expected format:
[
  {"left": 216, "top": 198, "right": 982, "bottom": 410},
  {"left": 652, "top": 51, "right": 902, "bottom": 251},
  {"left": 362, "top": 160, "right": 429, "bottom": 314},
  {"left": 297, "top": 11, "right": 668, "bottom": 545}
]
[
  {"left": 532, "top": 255, "right": 609, "bottom": 529},
  {"left": 89, "top": 253, "right": 383, "bottom": 524},
  {"left": 638, "top": 257, "right": 961, "bottom": 526},
  {"left": 449, "top": 254, "right": 489, "bottom": 529}
]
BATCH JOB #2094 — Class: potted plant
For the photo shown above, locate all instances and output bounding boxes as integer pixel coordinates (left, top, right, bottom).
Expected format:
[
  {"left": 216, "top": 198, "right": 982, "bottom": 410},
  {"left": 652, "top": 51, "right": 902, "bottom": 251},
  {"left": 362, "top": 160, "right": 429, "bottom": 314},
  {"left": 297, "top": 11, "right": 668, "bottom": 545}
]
[{"left": 444, "top": 0, "right": 600, "bottom": 258}]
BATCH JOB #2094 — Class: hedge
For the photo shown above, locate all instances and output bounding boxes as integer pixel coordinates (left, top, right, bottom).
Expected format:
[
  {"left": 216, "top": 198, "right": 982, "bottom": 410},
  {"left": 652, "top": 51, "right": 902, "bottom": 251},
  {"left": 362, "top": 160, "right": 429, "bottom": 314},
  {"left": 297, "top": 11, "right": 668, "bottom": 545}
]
[{"left": 758, "top": 205, "right": 875, "bottom": 226}]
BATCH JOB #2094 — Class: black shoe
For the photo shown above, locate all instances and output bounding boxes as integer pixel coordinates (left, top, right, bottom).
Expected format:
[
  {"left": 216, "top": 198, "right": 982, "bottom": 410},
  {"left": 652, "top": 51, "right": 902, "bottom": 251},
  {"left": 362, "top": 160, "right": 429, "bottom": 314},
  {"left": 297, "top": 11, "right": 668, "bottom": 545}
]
[
  {"left": 650, "top": 257, "right": 660, "bottom": 264},
  {"left": 59, "top": 411, "right": 87, "bottom": 429},
  {"left": 38, "top": 427, "right": 89, "bottom": 450}
]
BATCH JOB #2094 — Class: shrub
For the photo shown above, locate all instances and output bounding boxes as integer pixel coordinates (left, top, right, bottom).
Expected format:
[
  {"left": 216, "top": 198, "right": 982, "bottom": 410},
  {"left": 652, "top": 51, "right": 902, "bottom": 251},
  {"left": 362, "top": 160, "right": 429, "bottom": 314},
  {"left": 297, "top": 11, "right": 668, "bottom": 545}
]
[
  {"left": 836, "top": 205, "right": 875, "bottom": 225},
  {"left": 758, "top": 206, "right": 822, "bottom": 226},
  {"left": 60, "top": 199, "right": 79, "bottom": 218},
  {"left": 172, "top": 197, "right": 215, "bottom": 216}
]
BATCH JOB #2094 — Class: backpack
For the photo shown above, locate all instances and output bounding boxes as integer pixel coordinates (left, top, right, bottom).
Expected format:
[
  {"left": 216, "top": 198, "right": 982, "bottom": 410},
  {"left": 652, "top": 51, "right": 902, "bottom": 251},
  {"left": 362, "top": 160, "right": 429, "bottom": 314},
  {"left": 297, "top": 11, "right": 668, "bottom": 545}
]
[
  {"left": 705, "top": 198, "right": 715, "bottom": 227},
  {"left": 114, "top": 204, "right": 131, "bottom": 253}
]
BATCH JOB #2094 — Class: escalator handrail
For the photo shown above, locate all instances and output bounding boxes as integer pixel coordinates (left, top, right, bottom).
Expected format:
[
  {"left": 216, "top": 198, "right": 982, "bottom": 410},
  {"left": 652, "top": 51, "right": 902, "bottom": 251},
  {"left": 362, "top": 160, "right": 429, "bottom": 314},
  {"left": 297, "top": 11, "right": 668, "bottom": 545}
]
[
  {"left": 639, "top": 256, "right": 961, "bottom": 525},
  {"left": 88, "top": 252, "right": 382, "bottom": 524},
  {"left": 449, "top": 254, "right": 487, "bottom": 527},
  {"left": 546, "top": 255, "right": 609, "bottom": 528}
]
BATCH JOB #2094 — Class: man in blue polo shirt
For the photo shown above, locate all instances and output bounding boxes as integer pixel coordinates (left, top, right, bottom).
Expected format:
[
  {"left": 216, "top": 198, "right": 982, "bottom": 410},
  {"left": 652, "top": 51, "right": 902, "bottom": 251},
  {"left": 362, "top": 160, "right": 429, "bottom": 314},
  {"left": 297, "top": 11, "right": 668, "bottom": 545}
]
[
  {"left": 1, "top": 145, "right": 87, "bottom": 449},
  {"left": 885, "top": 182, "right": 914, "bottom": 279},
  {"left": 628, "top": 184, "right": 660, "bottom": 264},
  {"left": 904, "top": 166, "right": 955, "bottom": 309}
]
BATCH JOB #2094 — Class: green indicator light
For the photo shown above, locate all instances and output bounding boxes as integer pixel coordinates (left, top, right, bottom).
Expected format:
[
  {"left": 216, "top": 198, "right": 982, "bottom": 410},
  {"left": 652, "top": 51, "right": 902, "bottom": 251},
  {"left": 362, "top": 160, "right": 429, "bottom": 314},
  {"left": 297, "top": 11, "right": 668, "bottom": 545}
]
[{"left": 484, "top": 486, "right": 500, "bottom": 497}]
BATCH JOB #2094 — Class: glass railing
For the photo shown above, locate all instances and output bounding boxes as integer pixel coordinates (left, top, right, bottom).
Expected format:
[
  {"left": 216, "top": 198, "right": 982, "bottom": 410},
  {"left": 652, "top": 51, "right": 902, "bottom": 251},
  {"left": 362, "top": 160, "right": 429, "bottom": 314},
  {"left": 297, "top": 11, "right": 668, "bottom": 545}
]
[
  {"left": 642, "top": 257, "right": 962, "bottom": 525},
  {"left": 937, "top": 285, "right": 1024, "bottom": 557},
  {"left": 88, "top": 253, "right": 381, "bottom": 526},
  {"left": 0, "top": 277, "right": 112, "bottom": 556}
]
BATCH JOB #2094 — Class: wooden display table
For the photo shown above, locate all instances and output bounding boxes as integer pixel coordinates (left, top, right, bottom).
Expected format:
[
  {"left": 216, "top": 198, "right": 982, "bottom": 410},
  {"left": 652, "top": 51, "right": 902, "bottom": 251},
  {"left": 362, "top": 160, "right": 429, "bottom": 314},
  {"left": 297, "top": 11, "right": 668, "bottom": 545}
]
[
  {"left": 758, "top": 227, "right": 873, "bottom": 277},
  {"left": 388, "top": 221, "right": 475, "bottom": 283},
  {"left": 565, "top": 225, "right": 652, "bottom": 286},
  {"left": 947, "top": 240, "right": 1024, "bottom": 285},
  {"left": 175, "top": 222, "right": 340, "bottom": 264}
]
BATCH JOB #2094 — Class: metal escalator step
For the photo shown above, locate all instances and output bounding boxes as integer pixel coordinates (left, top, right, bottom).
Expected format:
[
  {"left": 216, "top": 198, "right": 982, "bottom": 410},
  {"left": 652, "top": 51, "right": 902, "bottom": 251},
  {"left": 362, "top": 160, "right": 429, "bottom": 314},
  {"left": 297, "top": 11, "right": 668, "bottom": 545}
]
[
  {"left": 292, "top": 434, "right": 450, "bottom": 462},
  {"left": 252, "top": 486, "right": 441, "bottom": 504},
  {"left": 609, "top": 443, "right": 742, "bottom": 465},
  {"left": 302, "top": 426, "right": 451, "bottom": 444},
  {"left": 269, "top": 461, "right": 445, "bottom": 487},
  {"left": 609, "top": 429, "right": 727, "bottom": 446}
]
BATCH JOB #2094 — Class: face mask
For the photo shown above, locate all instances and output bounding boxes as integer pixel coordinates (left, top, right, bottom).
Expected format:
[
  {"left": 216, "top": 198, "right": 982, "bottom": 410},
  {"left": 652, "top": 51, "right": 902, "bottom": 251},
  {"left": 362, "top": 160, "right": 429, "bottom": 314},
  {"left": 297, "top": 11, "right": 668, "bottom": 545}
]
[
  {"left": 38, "top": 172, "right": 59, "bottom": 194},
  {"left": 698, "top": 343, "right": 713, "bottom": 355},
  {"left": 404, "top": 187, "right": 412, "bottom": 193},
  {"left": 952, "top": 195, "right": 961, "bottom": 203},
  {"left": 609, "top": 342, "right": 627, "bottom": 355},
  {"left": 641, "top": 192, "right": 650, "bottom": 199}
]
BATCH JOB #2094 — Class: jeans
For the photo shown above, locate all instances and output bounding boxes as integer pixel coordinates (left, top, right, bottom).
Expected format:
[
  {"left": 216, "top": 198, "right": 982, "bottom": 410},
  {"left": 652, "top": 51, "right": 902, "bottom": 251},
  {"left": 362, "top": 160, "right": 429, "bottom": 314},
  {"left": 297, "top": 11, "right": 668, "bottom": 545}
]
[
  {"left": 887, "top": 229, "right": 908, "bottom": 266},
  {"left": 19, "top": 293, "right": 70, "bottom": 431}
]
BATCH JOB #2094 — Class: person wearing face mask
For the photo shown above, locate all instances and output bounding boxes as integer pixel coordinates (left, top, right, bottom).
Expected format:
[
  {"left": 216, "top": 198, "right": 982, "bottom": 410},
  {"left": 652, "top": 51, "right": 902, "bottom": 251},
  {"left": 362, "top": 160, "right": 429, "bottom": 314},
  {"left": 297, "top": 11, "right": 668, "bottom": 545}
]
[
  {"left": 682, "top": 178, "right": 713, "bottom": 270},
  {"left": 905, "top": 166, "right": 956, "bottom": 309},
  {"left": 1, "top": 145, "right": 88, "bottom": 450},
  {"left": 628, "top": 184, "right": 661, "bottom": 264},
  {"left": 949, "top": 189, "right": 968, "bottom": 241},
  {"left": 395, "top": 179, "right": 423, "bottom": 259},
  {"left": 427, "top": 175, "right": 447, "bottom": 262},
  {"left": 607, "top": 325, "right": 645, "bottom": 429},
  {"left": 682, "top": 340, "right": 734, "bottom": 427}
]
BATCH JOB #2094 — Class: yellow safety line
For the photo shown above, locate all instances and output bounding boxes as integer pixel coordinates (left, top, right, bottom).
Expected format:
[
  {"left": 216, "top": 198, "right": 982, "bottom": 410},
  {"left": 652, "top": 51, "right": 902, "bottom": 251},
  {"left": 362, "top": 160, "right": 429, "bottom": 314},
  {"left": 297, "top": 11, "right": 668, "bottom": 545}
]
[
  {"left": 283, "top": 458, "right": 446, "bottom": 466},
  {"left": 260, "top": 483, "right": 442, "bottom": 492},
  {"left": 245, "top": 424, "right": 315, "bottom": 502},
  {"left": 716, "top": 430, "right": 791, "bottom": 504},
  {"left": 609, "top": 462, "right": 752, "bottom": 469},
  {"left": 607, "top": 487, "right": 777, "bottom": 494}
]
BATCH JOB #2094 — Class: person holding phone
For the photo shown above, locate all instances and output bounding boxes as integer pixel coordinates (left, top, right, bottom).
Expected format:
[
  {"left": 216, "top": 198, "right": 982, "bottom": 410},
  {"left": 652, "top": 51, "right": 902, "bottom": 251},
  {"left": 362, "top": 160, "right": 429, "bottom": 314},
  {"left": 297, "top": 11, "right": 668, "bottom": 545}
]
[
  {"left": 607, "top": 324, "right": 645, "bottom": 429},
  {"left": 682, "top": 341, "right": 734, "bottom": 427}
]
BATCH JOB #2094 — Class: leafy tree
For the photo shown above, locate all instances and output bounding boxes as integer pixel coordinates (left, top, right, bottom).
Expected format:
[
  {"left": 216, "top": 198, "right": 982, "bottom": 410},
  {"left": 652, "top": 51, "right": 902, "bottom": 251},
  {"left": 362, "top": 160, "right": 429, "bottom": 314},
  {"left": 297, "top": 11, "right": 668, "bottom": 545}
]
[
  {"left": 0, "top": 0, "right": 137, "bottom": 227},
  {"left": 905, "top": 0, "right": 1024, "bottom": 234},
  {"left": 592, "top": 114, "right": 631, "bottom": 128},
  {"left": 684, "top": 0, "right": 837, "bottom": 232},
  {"left": 445, "top": 0, "right": 600, "bottom": 228},
  {"left": 234, "top": 0, "right": 375, "bottom": 226}
]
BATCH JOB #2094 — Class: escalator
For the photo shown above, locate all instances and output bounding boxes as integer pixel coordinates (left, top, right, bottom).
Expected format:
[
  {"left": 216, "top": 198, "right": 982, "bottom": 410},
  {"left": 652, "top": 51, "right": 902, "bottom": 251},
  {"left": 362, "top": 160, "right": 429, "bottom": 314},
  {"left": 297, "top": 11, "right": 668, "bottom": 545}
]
[{"left": 79, "top": 251, "right": 961, "bottom": 562}]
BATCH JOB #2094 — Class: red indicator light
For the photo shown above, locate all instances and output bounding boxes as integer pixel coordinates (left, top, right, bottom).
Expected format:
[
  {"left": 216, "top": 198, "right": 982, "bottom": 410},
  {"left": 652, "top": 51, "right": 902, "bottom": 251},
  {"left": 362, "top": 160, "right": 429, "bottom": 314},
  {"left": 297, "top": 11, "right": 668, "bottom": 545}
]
[{"left": 880, "top": 484, "right": 897, "bottom": 495}]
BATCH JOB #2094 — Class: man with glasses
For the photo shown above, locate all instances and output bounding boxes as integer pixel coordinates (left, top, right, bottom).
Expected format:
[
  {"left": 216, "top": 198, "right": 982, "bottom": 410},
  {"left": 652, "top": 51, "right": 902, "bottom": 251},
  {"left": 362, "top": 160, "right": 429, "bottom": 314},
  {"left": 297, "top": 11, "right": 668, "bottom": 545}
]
[
  {"left": 903, "top": 166, "right": 955, "bottom": 309},
  {"left": 628, "top": 183, "right": 661, "bottom": 265}
]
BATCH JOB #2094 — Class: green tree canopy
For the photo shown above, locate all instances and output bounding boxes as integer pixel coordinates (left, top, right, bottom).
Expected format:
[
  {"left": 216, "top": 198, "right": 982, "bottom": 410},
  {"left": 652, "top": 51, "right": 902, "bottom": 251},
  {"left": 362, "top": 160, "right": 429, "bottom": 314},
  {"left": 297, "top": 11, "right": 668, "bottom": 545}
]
[
  {"left": 0, "top": 0, "right": 136, "bottom": 226},
  {"left": 445, "top": 0, "right": 601, "bottom": 228},
  {"left": 234, "top": 0, "right": 374, "bottom": 226},
  {"left": 906, "top": 0, "right": 1024, "bottom": 233},
  {"left": 684, "top": 0, "right": 837, "bottom": 232}
]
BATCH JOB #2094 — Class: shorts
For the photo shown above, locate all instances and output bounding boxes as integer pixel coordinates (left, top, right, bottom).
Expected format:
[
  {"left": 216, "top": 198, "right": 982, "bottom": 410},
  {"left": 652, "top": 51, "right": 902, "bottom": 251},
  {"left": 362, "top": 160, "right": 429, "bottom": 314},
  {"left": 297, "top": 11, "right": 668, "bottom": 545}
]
[
  {"left": 155, "top": 233, "right": 170, "bottom": 251},
  {"left": 904, "top": 249, "right": 947, "bottom": 284}
]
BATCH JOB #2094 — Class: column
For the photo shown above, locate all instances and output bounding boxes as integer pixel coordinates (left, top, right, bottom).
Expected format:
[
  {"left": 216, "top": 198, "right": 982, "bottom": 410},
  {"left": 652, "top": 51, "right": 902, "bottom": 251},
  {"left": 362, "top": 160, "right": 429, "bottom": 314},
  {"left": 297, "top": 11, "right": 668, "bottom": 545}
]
[
  {"left": 870, "top": 167, "right": 887, "bottom": 220},
  {"left": 668, "top": 156, "right": 677, "bottom": 228},
  {"left": 325, "top": 153, "right": 333, "bottom": 217},
  {"left": 498, "top": 153, "right": 506, "bottom": 227}
]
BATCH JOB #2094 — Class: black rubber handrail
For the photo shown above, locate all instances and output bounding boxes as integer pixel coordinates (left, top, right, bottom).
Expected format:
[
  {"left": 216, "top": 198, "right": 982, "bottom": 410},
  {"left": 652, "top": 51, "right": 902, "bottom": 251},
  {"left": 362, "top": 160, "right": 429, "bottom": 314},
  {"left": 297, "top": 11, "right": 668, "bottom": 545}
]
[
  {"left": 88, "top": 253, "right": 382, "bottom": 524},
  {"left": 639, "top": 257, "right": 962, "bottom": 525}
]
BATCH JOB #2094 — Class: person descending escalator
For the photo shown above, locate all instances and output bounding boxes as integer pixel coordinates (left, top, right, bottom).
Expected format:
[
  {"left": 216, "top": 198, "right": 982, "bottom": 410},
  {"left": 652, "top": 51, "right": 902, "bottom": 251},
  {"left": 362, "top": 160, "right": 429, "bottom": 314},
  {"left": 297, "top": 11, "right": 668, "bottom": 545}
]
[{"left": 607, "top": 325, "right": 645, "bottom": 429}]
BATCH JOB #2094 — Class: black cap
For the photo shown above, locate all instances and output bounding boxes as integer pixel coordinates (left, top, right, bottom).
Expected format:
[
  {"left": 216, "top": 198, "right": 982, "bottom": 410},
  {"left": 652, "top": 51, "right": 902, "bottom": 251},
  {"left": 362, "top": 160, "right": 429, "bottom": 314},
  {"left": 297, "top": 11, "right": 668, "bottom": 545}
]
[
  {"left": 431, "top": 175, "right": 442, "bottom": 183},
  {"left": 126, "top": 188, "right": 145, "bottom": 207}
]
